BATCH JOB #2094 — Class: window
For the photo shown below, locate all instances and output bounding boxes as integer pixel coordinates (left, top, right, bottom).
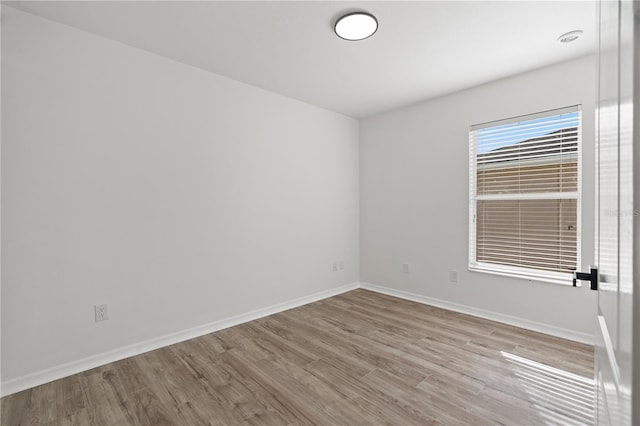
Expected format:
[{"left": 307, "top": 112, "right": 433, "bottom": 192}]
[{"left": 469, "top": 106, "right": 581, "bottom": 284}]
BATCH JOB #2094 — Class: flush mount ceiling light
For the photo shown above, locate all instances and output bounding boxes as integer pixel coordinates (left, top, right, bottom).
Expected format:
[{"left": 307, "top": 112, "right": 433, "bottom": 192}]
[
  {"left": 334, "top": 12, "right": 378, "bottom": 41},
  {"left": 558, "top": 30, "right": 583, "bottom": 44}
]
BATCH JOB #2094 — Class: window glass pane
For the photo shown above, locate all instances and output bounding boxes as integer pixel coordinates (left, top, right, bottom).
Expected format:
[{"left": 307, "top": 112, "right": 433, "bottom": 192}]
[
  {"left": 476, "top": 199, "right": 577, "bottom": 273},
  {"left": 475, "top": 112, "right": 579, "bottom": 155},
  {"left": 469, "top": 107, "right": 580, "bottom": 278},
  {"left": 477, "top": 162, "right": 578, "bottom": 195}
]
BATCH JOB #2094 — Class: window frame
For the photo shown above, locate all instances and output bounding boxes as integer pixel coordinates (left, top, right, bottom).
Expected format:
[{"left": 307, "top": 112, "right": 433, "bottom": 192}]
[{"left": 468, "top": 105, "right": 582, "bottom": 286}]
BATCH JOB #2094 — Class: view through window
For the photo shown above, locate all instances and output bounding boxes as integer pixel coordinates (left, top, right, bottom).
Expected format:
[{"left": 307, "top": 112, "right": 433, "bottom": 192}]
[{"left": 468, "top": 106, "right": 581, "bottom": 283}]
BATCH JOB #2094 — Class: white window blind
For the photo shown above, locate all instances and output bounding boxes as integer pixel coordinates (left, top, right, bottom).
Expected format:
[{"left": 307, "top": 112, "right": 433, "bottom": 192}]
[{"left": 469, "top": 106, "right": 581, "bottom": 283}]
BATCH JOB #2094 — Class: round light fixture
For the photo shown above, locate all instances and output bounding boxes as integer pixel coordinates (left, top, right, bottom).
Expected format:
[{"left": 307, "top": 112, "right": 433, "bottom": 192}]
[
  {"left": 334, "top": 12, "right": 378, "bottom": 41},
  {"left": 558, "top": 30, "right": 583, "bottom": 44}
]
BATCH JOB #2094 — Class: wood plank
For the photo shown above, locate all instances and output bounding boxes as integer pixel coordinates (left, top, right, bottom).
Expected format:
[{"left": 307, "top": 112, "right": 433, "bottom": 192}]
[
  {"left": 1, "top": 390, "right": 33, "bottom": 426},
  {"left": 77, "top": 368, "right": 132, "bottom": 426},
  {"left": 304, "top": 359, "right": 438, "bottom": 425},
  {"left": 42, "top": 408, "right": 90, "bottom": 426}
]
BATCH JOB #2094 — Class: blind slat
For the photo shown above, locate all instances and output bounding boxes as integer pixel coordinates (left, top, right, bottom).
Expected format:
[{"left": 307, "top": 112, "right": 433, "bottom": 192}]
[{"left": 478, "top": 129, "right": 578, "bottom": 147}]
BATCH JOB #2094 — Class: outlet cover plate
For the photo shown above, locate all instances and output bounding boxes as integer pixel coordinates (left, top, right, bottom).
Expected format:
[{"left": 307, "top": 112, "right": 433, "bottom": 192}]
[{"left": 95, "top": 304, "right": 108, "bottom": 322}]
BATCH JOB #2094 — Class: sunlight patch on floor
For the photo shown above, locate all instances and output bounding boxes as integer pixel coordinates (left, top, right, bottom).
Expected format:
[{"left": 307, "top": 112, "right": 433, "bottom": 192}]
[{"left": 501, "top": 351, "right": 594, "bottom": 425}]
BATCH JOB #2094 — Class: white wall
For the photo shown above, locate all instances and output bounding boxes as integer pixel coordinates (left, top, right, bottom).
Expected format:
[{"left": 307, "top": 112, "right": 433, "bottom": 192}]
[
  {"left": 1, "top": 7, "right": 359, "bottom": 386},
  {"left": 360, "top": 55, "right": 597, "bottom": 339}
]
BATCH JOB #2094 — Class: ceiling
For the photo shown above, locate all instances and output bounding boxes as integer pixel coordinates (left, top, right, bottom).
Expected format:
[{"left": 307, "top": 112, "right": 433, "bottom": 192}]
[{"left": 7, "top": 1, "right": 596, "bottom": 118}]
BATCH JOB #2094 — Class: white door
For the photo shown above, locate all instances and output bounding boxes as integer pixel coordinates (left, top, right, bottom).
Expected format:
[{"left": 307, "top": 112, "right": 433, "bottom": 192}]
[{"left": 594, "top": 1, "right": 635, "bottom": 424}]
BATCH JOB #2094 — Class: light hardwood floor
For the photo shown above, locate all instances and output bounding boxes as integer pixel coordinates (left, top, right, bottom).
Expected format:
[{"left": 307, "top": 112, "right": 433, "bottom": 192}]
[{"left": 1, "top": 289, "right": 594, "bottom": 425}]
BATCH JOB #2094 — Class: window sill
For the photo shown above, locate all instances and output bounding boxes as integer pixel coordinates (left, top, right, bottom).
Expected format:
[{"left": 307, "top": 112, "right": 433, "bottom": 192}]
[{"left": 468, "top": 265, "right": 575, "bottom": 286}]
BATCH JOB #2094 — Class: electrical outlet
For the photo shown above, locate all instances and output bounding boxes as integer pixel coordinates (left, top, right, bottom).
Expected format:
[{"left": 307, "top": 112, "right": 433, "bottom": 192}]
[
  {"left": 339, "top": 260, "right": 344, "bottom": 270},
  {"left": 332, "top": 262, "right": 338, "bottom": 272},
  {"left": 402, "top": 263, "right": 410, "bottom": 274},
  {"left": 95, "top": 304, "right": 108, "bottom": 322},
  {"left": 449, "top": 270, "right": 458, "bottom": 283}
]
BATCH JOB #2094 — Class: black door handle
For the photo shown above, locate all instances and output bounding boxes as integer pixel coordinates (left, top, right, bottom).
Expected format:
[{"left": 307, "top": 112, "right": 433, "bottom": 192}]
[{"left": 573, "top": 266, "right": 598, "bottom": 291}]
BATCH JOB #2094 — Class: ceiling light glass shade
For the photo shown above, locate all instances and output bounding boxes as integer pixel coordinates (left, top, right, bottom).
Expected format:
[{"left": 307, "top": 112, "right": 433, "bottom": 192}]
[{"left": 334, "top": 12, "right": 378, "bottom": 41}]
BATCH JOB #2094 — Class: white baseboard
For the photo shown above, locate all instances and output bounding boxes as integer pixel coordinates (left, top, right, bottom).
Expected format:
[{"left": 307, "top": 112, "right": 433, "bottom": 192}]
[
  {"left": 360, "top": 282, "right": 594, "bottom": 345},
  {"left": 1, "top": 282, "right": 359, "bottom": 397}
]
